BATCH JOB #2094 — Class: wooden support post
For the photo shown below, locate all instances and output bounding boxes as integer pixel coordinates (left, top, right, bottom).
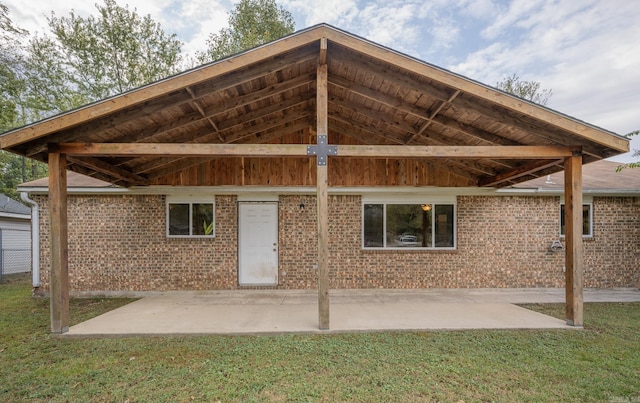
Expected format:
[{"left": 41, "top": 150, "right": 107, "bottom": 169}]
[
  {"left": 49, "top": 151, "right": 69, "bottom": 334},
  {"left": 317, "top": 63, "right": 330, "bottom": 330},
  {"left": 564, "top": 152, "right": 584, "bottom": 326}
]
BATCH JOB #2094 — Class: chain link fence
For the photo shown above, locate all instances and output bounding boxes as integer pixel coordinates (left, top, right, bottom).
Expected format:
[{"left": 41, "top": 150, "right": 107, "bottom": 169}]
[{"left": 0, "top": 249, "right": 31, "bottom": 283}]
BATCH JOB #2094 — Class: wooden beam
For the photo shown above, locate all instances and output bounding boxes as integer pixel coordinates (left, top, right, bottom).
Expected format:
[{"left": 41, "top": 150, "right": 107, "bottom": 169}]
[
  {"left": 186, "top": 87, "right": 223, "bottom": 142},
  {"left": 48, "top": 152, "right": 69, "bottom": 334},
  {"left": 329, "top": 96, "right": 419, "bottom": 134},
  {"left": 406, "top": 90, "right": 460, "bottom": 144},
  {"left": 317, "top": 63, "right": 330, "bottom": 330},
  {"left": 55, "top": 142, "right": 310, "bottom": 157},
  {"left": 133, "top": 111, "right": 312, "bottom": 174},
  {"left": 336, "top": 145, "right": 578, "bottom": 159},
  {"left": 67, "top": 156, "right": 149, "bottom": 186},
  {"left": 329, "top": 75, "right": 543, "bottom": 149},
  {"left": 452, "top": 96, "right": 609, "bottom": 159},
  {"left": 27, "top": 72, "right": 318, "bottom": 158},
  {"left": 113, "top": 95, "right": 312, "bottom": 173},
  {"left": 319, "top": 37, "right": 327, "bottom": 65},
  {"left": 564, "top": 152, "right": 584, "bottom": 326},
  {"left": 478, "top": 159, "right": 562, "bottom": 187},
  {"left": 145, "top": 120, "right": 311, "bottom": 180},
  {"left": 329, "top": 46, "right": 453, "bottom": 102}
]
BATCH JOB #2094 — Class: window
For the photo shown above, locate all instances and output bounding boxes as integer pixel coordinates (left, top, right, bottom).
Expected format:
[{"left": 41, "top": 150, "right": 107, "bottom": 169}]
[
  {"left": 363, "top": 201, "right": 455, "bottom": 249},
  {"left": 166, "top": 196, "right": 215, "bottom": 238},
  {"left": 560, "top": 203, "right": 592, "bottom": 238}
]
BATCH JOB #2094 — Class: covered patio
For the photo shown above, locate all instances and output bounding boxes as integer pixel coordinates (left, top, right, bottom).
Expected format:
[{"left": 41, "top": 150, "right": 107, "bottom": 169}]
[
  {"left": 63, "top": 288, "right": 640, "bottom": 336},
  {"left": 0, "top": 24, "right": 629, "bottom": 334}
]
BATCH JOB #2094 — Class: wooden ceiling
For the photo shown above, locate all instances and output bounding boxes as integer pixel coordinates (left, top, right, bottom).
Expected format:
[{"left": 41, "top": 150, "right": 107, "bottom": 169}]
[{"left": 0, "top": 24, "right": 629, "bottom": 188}]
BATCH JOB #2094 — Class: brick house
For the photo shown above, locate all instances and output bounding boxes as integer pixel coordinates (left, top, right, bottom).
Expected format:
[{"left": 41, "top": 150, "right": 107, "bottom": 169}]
[
  {"left": 0, "top": 25, "right": 631, "bottom": 331},
  {"left": 17, "top": 159, "right": 639, "bottom": 294}
]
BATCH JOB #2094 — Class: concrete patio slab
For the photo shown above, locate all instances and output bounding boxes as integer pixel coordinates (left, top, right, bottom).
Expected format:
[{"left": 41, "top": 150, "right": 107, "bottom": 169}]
[{"left": 64, "top": 287, "right": 640, "bottom": 337}]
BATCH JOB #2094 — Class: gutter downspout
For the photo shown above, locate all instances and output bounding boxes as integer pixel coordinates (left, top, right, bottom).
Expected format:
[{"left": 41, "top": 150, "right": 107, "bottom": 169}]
[{"left": 20, "top": 192, "right": 40, "bottom": 288}]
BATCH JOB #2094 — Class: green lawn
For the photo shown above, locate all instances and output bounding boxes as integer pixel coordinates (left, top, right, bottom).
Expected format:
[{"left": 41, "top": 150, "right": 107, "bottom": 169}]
[{"left": 1, "top": 274, "right": 638, "bottom": 402}]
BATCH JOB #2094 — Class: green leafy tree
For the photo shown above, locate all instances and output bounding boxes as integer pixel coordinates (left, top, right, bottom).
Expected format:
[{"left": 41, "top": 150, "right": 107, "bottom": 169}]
[
  {"left": 197, "top": 0, "right": 295, "bottom": 63},
  {"left": 0, "top": 151, "right": 48, "bottom": 200},
  {"left": 28, "top": 0, "right": 183, "bottom": 109},
  {"left": 496, "top": 73, "right": 552, "bottom": 106},
  {"left": 1, "top": 0, "right": 184, "bottom": 201},
  {"left": 616, "top": 130, "right": 640, "bottom": 171},
  {"left": 0, "top": 2, "right": 27, "bottom": 131},
  {"left": 0, "top": 3, "right": 48, "bottom": 201}
]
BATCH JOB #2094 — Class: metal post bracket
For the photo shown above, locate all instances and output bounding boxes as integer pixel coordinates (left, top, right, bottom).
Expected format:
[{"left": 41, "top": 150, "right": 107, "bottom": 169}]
[{"left": 307, "top": 135, "right": 337, "bottom": 166}]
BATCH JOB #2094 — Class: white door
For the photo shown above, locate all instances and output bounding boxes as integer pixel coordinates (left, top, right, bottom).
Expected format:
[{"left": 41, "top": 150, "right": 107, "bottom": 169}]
[{"left": 238, "top": 202, "right": 278, "bottom": 286}]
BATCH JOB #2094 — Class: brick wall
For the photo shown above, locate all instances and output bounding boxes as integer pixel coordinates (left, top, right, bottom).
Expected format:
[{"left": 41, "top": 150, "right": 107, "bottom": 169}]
[
  {"left": 35, "top": 194, "right": 238, "bottom": 292},
  {"left": 34, "top": 193, "right": 640, "bottom": 292}
]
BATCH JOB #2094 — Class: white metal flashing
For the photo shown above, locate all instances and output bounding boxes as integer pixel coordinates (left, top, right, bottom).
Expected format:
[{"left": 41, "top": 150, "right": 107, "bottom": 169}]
[{"left": 0, "top": 211, "right": 31, "bottom": 220}]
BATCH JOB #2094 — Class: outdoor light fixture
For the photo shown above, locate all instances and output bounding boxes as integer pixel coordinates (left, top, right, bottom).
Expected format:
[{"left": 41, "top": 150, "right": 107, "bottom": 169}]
[
  {"left": 299, "top": 202, "right": 305, "bottom": 212},
  {"left": 421, "top": 204, "right": 432, "bottom": 212}
]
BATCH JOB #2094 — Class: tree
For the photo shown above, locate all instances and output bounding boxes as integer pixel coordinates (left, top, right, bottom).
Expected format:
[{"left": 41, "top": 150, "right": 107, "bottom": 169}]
[
  {"left": 0, "top": 2, "right": 27, "bottom": 131},
  {"left": 0, "top": 0, "right": 184, "bottom": 201},
  {"left": 0, "top": 3, "right": 48, "bottom": 201},
  {"left": 615, "top": 130, "right": 640, "bottom": 171},
  {"left": 197, "top": 0, "right": 295, "bottom": 64},
  {"left": 496, "top": 74, "right": 552, "bottom": 106},
  {"left": 26, "top": 0, "right": 183, "bottom": 110}
]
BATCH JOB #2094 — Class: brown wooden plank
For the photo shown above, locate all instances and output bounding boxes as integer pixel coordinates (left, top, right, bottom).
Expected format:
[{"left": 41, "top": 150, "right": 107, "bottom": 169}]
[
  {"left": 56, "top": 142, "right": 309, "bottom": 157},
  {"left": 319, "top": 37, "right": 327, "bottom": 65},
  {"left": 337, "top": 145, "right": 578, "bottom": 159},
  {"left": 329, "top": 47, "right": 453, "bottom": 102},
  {"left": 452, "top": 96, "right": 610, "bottom": 159},
  {"left": 317, "top": 63, "right": 330, "bottom": 330},
  {"left": 66, "top": 156, "right": 148, "bottom": 186},
  {"left": 478, "top": 159, "right": 562, "bottom": 187},
  {"left": 564, "top": 153, "right": 584, "bottom": 326},
  {"left": 48, "top": 152, "right": 69, "bottom": 334},
  {"left": 133, "top": 119, "right": 311, "bottom": 176}
]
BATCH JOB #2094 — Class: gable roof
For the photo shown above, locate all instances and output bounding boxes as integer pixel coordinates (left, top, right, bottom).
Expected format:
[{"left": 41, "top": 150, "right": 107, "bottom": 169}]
[
  {"left": 514, "top": 159, "right": 640, "bottom": 193},
  {"left": 0, "top": 24, "right": 628, "bottom": 188},
  {"left": 19, "top": 171, "right": 114, "bottom": 189},
  {"left": 0, "top": 193, "right": 30, "bottom": 217}
]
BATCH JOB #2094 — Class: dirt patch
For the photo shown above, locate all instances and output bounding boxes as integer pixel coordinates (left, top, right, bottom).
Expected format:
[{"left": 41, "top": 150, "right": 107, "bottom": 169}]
[{"left": 0, "top": 272, "right": 31, "bottom": 285}]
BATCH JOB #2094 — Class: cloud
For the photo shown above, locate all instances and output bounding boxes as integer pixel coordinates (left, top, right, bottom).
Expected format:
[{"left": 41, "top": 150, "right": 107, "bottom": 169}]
[
  {"left": 447, "top": 0, "right": 639, "bottom": 160},
  {"left": 279, "top": 0, "right": 360, "bottom": 27},
  {"left": 4, "top": 0, "right": 96, "bottom": 35},
  {"left": 161, "top": 0, "right": 230, "bottom": 56},
  {"left": 454, "top": 0, "right": 501, "bottom": 19},
  {"left": 479, "top": 0, "right": 544, "bottom": 40}
]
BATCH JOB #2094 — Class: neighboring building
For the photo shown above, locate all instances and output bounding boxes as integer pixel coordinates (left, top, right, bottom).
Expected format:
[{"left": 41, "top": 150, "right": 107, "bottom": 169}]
[{"left": 0, "top": 193, "right": 31, "bottom": 279}]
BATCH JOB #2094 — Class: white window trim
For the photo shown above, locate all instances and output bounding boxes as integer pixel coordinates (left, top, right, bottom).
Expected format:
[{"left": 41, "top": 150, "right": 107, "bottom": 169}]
[
  {"left": 362, "top": 195, "right": 457, "bottom": 250},
  {"left": 166, "top": 195, "right": 216, "bottom": 238},
  {"left": 559, "top": 202, "right": 593, "bottom": 239}
]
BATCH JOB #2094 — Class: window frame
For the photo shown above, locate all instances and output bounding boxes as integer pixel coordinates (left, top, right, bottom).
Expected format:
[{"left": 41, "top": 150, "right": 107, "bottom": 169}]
[
  {"left": 361, "top": 195, "right": 456, "bottom": 250},
  {"left": 166, "top": 195, "right": 216, "bottom": 238},
  {"left": 559, "top": 202, "right": 593, "bottom": 238}
]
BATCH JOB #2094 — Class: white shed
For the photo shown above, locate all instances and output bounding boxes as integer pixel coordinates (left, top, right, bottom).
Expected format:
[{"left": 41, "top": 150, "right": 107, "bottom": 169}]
[{"left": 0, "top": 194, "right": 31, "bottom": 277}]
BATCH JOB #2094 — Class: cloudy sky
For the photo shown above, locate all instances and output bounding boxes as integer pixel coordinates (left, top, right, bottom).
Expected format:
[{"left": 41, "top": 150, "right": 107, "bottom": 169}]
[{"left": 4, "top": 0, "right": 639, "bottom": 161}]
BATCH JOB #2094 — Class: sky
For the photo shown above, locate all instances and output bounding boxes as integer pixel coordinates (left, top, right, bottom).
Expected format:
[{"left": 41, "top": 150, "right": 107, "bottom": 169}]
[{"left": 4, "top": 0, "right": 639, "bottom": 162}]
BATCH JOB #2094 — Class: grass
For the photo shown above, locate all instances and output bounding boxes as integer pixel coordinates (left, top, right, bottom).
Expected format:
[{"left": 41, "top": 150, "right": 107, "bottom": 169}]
[{"left": 1, "top": 274, "right": 639, "bottom": 402}]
